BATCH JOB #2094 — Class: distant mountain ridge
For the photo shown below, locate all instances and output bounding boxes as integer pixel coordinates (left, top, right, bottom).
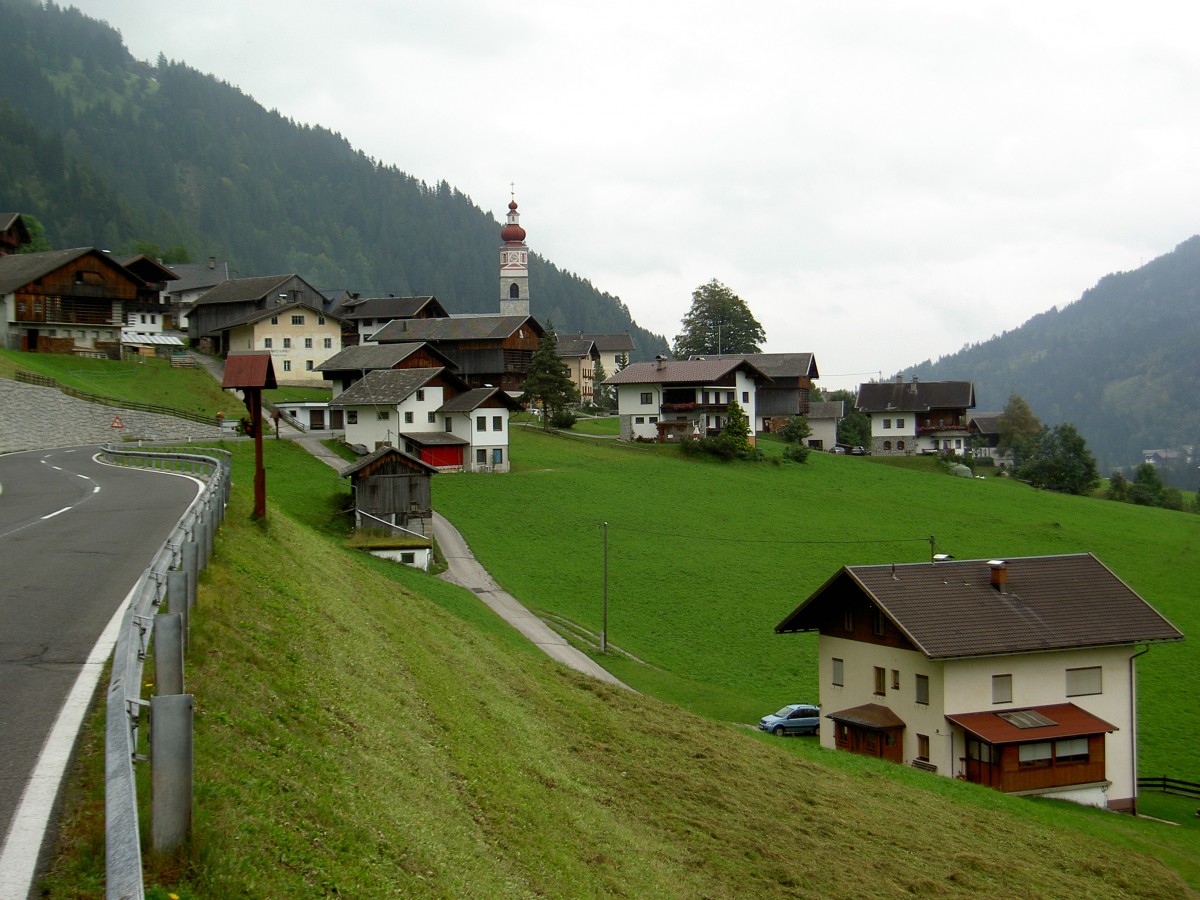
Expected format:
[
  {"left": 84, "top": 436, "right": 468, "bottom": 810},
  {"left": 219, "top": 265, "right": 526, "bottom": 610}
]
[
  {"left": 904, "top": 236, "right": 1200, "bottom": 473},
  {"left": 0, "top": 0, "right": 668, "bottom": 357}
]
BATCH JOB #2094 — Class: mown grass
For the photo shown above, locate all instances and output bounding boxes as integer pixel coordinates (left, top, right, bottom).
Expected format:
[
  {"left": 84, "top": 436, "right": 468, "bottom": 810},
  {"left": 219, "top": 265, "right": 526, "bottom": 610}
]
[
  {"left": 433, "top": 428, "right": 1200, "bottom": 784},
  {"left": 0, "top": 349, "right": 232, "bottom": 417},
  {"left": 568, "top": 415, "right": 621, "bottom": 436},
  {"left": 40, "top": 466, "right": 1198, "bottom": 897}
]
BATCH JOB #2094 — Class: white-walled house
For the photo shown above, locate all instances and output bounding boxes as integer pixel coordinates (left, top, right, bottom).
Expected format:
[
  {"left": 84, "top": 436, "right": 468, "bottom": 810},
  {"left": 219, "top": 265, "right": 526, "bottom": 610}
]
[
  {"left": 856, "top": 377, "right": 975, "bottom": 456},
  {"left": 604, "top": 356, "right": 769, "bottom": 443},
  {"left": 328, "top": 367, "right": 520, "bottom": 472},
  {"left": 804, "top": 400, "right": 843, "bottom": 452},
  {"left": 775, "top": 554, "right": 1182, "bottom": 813}
]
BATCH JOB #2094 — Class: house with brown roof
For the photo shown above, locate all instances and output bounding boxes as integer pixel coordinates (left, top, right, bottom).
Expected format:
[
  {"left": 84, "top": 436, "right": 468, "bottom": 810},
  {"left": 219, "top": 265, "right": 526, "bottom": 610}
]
[
  {"left": 572, "top": 331, "right": 636, "bottom": 374},
  {"left": 368, "top": 314, "right": 545, "bottom": 394},
  {"left": 603, "top": 356, "right": 771, "bottom": 442},
  {"left": 804, "top": 400, "right": 843, "bottom": 452},
  {"left": 328, "top": 367, "right": 521, "bottom": 472},
  {"left": 1, "top": 248, "right": 145, "bottom": 355},
  {"left": 856, "top": 376, "right": 976, "bottom": 456},
  {"left": 0, "top": 213, "right": 32, "bottom": 255},
  {"left": 188, "top": 273, "right": 328, "bottom": 355},
  {"left": 316, "top": 341, "right": 461, "bottom": 397},
  {"left": 334, "top": 295, "right": 450, "bottom": 345},
  {"left": 775, "top": 554, "right": 1183, "bottom": 812},
  {"left": 691, "top": 352, "right": 819, "bottom": 432},
  {"left": 216, "top": 299, "right": 345, "bottom": 385}
]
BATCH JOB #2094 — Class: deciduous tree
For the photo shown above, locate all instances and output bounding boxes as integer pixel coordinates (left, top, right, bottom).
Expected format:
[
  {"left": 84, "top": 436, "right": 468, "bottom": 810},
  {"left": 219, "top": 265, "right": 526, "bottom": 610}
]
[
  {"left": 997, "top": 394, "right": 1041, "bottom": 455},
  {"left": 1016, "top": 423, "right": 1099, "bottom": 495},
  {"left": 672, "top": 279, "right": 765, "bottom": 359}
]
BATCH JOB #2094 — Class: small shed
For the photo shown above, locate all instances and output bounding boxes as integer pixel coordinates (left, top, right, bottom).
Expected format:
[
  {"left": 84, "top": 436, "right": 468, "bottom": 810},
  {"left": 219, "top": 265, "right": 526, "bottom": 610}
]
[{"left": 340, "top": 445, "right": 437, "bottom": 537}]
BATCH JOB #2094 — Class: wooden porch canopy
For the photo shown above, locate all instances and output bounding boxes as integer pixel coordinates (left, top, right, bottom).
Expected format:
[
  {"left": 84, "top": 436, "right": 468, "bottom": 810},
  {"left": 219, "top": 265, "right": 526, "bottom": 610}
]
[
  {"left": 825, "top": 703, "right": 907, "bottom": 731},
  {"left": 945, "top": 703, "right": 1117, "bottom": 745},
  {"left": 222, "top": 351, "right": 278, "bottom": 390}
]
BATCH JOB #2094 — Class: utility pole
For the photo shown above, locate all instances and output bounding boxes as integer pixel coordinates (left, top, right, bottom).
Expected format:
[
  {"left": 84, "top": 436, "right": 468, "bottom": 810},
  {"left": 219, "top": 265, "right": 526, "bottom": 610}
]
[{"left": 601, "top": 521, "right": 608, "bottom": 654}]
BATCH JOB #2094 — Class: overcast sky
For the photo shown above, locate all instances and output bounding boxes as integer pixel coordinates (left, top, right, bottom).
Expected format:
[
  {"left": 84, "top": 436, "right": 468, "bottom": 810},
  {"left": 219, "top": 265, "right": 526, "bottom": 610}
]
[{"left": 69, "top": 1, "right": 1200, "bottom": 390}]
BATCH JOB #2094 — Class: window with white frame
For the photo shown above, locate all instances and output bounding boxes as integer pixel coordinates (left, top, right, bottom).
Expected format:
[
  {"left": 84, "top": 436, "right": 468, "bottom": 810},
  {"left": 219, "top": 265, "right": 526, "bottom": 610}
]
[
  {"left": 1066, "top": 666, "right": 1102, "bottom": 697},
  {"left": 283, "top": 338, "right": 292, "bottom": 349},
  {"left": 883, "top": 418, "right": 892, "bottom": 429},
  {"left": 897, "top": 418, "right": 905, "bottom": 428},
  {"left": 324, "top": 338, "right": 332, "bottom": 349},
  {"left": 377, "top": 410, "right": 389, "bottom": 420},
  {"left": 493, "top": 415, "right": 502, "bottom": 431},
  {"left": 476, "top": 416, "right": 486, "bottom": 431},
  {"left": 305, "top": 360, "right": 313, "bottom": 371},
  {"left": 263, "top": 337, "right": 273, "bottom": 348},
  {"left": 873, "top": 666, "right": 886, "bottom": 695},
  {"left": 347, "top": 411, "right": 358, "bottom": 425},
  {"left": 404, "top": 411, "right": 414, "bottom": 424},
  {"left": 304, "top": 338, "right": 312, "bottom": 348}
]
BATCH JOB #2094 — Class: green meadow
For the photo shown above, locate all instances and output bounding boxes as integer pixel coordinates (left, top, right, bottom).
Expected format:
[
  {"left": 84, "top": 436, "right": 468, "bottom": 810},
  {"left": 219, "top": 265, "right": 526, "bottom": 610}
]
[
  {"left": 41, "top": 438, "right": 1199, "bottom": 896},
  {"left": 435, "top": 427, "right": 1200, "bottom": 779}
]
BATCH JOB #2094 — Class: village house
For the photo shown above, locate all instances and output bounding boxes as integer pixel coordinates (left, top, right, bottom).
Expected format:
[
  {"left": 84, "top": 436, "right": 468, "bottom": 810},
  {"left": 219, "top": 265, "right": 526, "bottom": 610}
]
[
  {"left": 316, "top": 341, "right": 461, "bottom": 399},
  {"left": 1, "top": 247, "right": 145, "bottom": 356},
  {"left": 0, "top": 212, "right": 32, "bottom": 256},
  {"left": 187, "top": 273, "right": 328, "bottom": 354},
  {"left": 340, "top": 445, "right": 437, "bottom": 570},
  {"left": 367, "top": 314, "right": 544, "bottom": 394},
  {"left": 328, "top": 366, "right": 520, "bottom": 472},
  {"left": 804, "top": 400, "right": 844, "bottom": 452},
  {"left": 604, "top": 356, "right": 770, "bottom": 442},
  {"left": 218, "top": 300, "right": 345, "bottom": 385},
  {"left": 572, "top": 331, "right": 636, "bottom": 375},
  {"left": 967, "top": 413, "right": 1010, "bottom": 467},
  {"left": 163, "top": 256, "right": 230, "bottom": 330},
  {"left": 692, "top": 352, "right": 819, "bottom": 432},
  {"left": 856, "top": 377, "right": 976, "bottom": 456},
  {"left": 775, "top": 553, "right": 1183, "bottom": 812},
  {"left": 333, "top": 294, "right": 451, "bottom": 346},
  {"left": 555, "top": 335, "right": 600, "bottom": 406}
]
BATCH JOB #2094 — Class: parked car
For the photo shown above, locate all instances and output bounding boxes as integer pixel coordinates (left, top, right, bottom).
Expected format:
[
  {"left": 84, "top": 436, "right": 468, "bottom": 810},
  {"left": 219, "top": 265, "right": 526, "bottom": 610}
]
[
  {"left": 829, "top": 446, "right": 846, "bottom": 454},
  {"left": 758, "top": 703, "right": 821, "bottom": 736},
  {"left": 849, "top": 445, "right": 868, "bottom": 455}
]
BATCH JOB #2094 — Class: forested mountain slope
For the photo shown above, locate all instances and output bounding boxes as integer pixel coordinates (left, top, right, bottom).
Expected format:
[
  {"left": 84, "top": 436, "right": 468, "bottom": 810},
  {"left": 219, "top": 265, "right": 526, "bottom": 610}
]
[
  {"left": 0, "top": 0, "right": 667, "bottom": 356},
  {"left": 905, "top": 236, "right": 1200, "bottom": 475}
]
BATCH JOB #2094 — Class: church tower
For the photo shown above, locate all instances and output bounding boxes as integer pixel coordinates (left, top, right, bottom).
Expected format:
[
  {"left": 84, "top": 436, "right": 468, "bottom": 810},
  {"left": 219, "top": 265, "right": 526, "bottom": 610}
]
[{"left": 499, "top": 194, "right": 530, "bottom": 317}]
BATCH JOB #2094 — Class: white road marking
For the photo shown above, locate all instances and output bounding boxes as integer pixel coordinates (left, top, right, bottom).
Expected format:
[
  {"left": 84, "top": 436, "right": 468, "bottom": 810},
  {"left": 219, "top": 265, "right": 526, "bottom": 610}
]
[
  {"left": 41, "top": 507, "right": 71, "bottom": 520},
  {"left": 0, "top": 583, "right": 136, "bottom": 900}
]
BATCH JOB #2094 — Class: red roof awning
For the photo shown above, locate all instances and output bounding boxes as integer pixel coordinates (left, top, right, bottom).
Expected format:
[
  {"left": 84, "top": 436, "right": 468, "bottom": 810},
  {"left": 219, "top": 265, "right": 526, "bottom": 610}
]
[
  {"left": 222, "top": 352, "right": 277, "bottom": 389},
  {"left": 945, "top": 703, "right": 1117, "bottom": 745}
]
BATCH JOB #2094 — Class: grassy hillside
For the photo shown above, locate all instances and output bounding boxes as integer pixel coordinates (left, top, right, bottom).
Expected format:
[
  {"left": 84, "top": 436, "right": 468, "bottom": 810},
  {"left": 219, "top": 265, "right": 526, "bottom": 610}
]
[
  {"left": 434, "top": 428, "right": 1200, "bottom": 782},
  {"left": 41, "top": 442, "right": 1197, "bottom": 896}
]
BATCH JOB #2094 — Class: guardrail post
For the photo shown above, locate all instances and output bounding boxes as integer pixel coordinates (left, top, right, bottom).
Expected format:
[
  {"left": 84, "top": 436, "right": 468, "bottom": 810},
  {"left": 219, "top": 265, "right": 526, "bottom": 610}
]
[
  {"left": 167, "top": 570, "right": 189, "bottom": 651},
  {"left": 199, "top": 514, "right": 213, "bottom": 569},
  {"left": 182, "top": 539, "right": 198, "bottom": 608},
  {"left": 155, "top": 613, "right": 185, "bottom": 696},
  {"left": 150, "top": 693, "right": 193, "bottom": 855}
]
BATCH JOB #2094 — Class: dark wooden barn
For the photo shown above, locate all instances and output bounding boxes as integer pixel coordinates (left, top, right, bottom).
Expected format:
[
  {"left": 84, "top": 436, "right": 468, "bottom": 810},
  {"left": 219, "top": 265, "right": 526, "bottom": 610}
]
[{"left": 341, "top": 445, "right": 438, "bottom": 536}]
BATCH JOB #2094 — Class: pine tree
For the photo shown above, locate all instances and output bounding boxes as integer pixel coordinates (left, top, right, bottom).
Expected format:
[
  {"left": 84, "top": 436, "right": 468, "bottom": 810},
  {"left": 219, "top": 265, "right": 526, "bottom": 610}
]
[{"left": 521, "top": 321, "right": 579, "bottom": 430}]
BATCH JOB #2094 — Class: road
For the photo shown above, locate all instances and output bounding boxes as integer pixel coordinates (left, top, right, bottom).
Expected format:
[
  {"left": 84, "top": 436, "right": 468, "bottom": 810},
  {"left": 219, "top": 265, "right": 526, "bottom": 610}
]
[{"left": 0, "top": 446, "right": 200, "bottom": 897}]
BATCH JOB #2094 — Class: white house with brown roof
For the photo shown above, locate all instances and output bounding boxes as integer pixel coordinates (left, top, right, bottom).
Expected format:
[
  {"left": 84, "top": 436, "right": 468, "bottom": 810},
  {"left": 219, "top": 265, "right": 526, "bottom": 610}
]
[
  {"left": 775, "top": 554, "right": 1182, "bottom": 812},
  {"left": 856, "top": 377, "right": 976, "bottom": 456},
  {"left": 604, "top": 356, "right": 770, "bottom": 442},
  {"left": 328, "top": 367, "right": 520, "bottom": 472}
]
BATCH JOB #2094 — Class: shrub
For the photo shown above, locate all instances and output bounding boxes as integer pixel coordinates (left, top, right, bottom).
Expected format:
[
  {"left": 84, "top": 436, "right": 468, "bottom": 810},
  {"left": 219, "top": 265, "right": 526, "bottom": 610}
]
[{"left": 549, "top": 410, "right": 578, "bottom": 429}]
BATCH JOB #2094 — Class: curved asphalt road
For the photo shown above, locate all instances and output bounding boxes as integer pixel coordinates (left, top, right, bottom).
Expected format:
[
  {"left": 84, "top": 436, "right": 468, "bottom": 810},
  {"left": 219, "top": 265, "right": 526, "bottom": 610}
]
[{"left": 0, "top": 446, "right": 200, "bottom": 898}]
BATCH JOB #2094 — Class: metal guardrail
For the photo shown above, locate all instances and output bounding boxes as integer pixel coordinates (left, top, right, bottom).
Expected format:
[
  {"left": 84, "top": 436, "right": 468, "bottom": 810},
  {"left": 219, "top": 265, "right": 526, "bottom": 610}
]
[
  {"left": 97, "top": 445, "right": 231, "bottom": 900},
  {"left": 15, "top": 369, "right": 220, "bottom": 427}
]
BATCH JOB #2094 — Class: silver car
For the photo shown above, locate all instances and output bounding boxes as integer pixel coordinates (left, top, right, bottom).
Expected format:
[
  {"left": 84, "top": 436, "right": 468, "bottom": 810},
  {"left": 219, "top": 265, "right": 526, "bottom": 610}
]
[{"left": 758, "top": 704, "right": 821, "bottom": 736}]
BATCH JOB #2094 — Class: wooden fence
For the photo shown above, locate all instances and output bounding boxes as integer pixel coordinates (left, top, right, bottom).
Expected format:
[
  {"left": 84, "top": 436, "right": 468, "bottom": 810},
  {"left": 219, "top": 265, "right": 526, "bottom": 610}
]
[{"left": 1138, "top": 776, "right": 1200, "bottom": 800}]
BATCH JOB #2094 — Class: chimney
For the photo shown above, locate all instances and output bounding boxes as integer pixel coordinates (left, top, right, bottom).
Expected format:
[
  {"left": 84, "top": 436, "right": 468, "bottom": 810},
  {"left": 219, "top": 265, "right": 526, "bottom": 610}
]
[
  {"left": 208, "top": 256, "right": 216, "bottom": 269},
  {"left": 988, "top": 559, "right": 1008, "bottom": 593},
  {"left": 655, "top": 354, "right": 667, "bottom": 371}
]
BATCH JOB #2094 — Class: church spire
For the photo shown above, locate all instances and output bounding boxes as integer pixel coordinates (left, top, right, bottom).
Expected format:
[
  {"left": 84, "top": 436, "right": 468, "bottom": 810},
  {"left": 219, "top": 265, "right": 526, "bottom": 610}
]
[{"left": 499, "top": 191, "right": 529, "bottom": 317}]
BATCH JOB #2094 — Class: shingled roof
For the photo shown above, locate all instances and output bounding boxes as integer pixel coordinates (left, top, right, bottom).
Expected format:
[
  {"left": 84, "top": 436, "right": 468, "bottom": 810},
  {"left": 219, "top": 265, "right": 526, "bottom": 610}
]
[
  {"left": 856, "top": 379, "right": 975, "bottom": 413},
  {"left": 340, "top": 296, "right": 448, "bottom": 321},
  {"left": 693, "top": 352, "right": 819, "bottom": 380},
  {"left": 370, "top": 314, "right": 542, "bottom": 344},
  {"left": 556, "top": 337, "right": 597, "bottom": 359},
  {"left": 315, "top": 342, "right": 457, "bottom": 374},
  {"left": 604, "top": 357, "right": 771, "bottom": 386},
  {"left": 436, "top": 387, "right": 522, "bottom": 413},
  {"left": 327, "top": 368, "right": 444, "bottom": 406},
  {"left": 776, "top": 553, "right": 1183, "bottom": 659}
]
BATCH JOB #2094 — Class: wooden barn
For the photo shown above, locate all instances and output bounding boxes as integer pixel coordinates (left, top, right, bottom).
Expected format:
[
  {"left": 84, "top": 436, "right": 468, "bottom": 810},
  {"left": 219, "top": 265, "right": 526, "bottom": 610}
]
[{"left": 341, "top": 445, "right": 437, "bottom": 537}]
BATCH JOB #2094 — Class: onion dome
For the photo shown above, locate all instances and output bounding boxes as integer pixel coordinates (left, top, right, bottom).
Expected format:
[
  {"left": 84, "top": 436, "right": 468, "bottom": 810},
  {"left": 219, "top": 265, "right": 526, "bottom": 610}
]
[{"left": 500, "top": 199, "right": 526, "bottom": 243}]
